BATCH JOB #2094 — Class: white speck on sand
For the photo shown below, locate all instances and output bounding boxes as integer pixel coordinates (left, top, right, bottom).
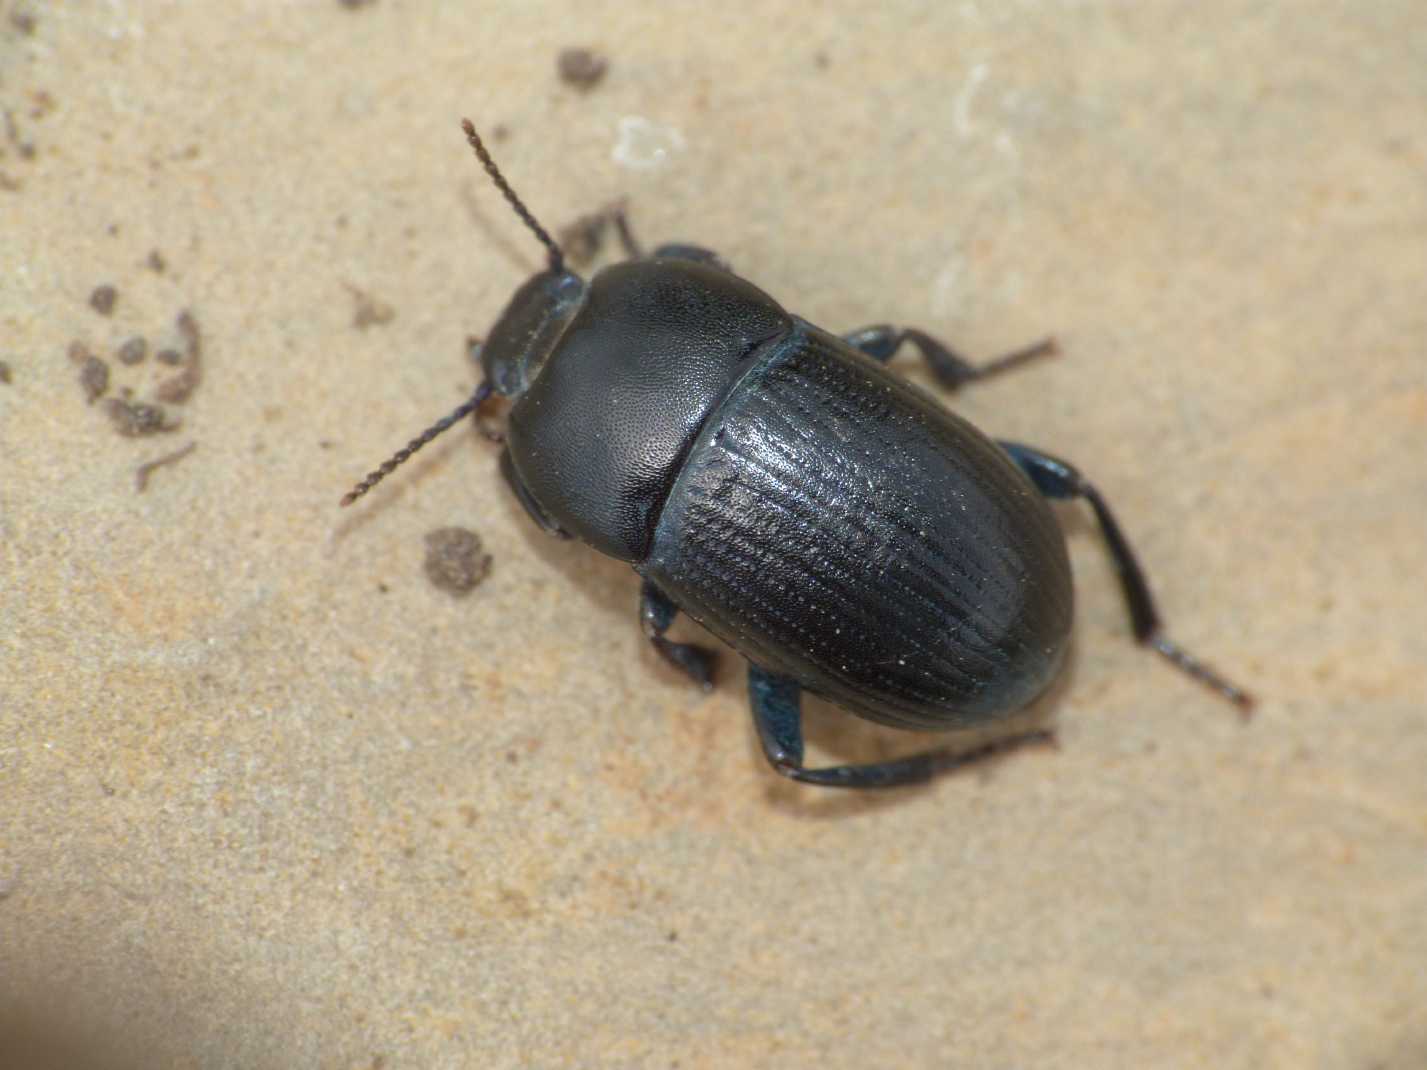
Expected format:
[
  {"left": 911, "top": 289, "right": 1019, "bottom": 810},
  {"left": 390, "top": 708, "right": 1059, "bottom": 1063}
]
[{"left": 612, "top": 116, "right": 686, "bottom": 172}]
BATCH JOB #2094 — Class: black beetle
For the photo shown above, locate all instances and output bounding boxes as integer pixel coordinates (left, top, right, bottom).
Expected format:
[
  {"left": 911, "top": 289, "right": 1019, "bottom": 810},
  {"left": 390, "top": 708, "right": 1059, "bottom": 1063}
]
[{"left": 342, "top": 119, "right": 1252, "bottom": 789}]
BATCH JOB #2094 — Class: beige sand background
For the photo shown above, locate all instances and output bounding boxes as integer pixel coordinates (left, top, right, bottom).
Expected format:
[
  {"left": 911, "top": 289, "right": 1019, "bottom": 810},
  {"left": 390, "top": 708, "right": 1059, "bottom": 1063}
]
[{"left": 2, "top": 2, "right": 1425, "bottom": 1067}]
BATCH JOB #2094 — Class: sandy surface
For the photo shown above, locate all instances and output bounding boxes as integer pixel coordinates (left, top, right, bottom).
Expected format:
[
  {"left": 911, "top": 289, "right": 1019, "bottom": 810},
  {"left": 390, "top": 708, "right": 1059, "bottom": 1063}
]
[{"left": 2, "top": 2, "right": 1425, "bottom": 1067}]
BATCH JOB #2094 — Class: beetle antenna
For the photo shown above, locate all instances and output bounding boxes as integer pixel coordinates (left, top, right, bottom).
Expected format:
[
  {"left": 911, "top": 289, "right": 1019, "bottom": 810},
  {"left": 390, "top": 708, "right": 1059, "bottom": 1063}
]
[
  {"left": 339, "top": 382, "right": 493, "bottom": 507},
  {"left": 461, "top": 119, "right": 565, "bottom": 274}
]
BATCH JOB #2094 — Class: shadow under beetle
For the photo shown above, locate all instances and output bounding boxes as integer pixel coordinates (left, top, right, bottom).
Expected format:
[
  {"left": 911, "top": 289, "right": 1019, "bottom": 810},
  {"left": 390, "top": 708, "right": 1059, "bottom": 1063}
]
[{"left": 342, "top": 119, "right": 1253, "bottom": 790}]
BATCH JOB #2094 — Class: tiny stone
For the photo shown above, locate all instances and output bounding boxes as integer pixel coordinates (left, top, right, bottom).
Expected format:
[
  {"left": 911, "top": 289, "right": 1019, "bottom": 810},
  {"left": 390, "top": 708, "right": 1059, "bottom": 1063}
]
[
  {"left": 153, "top": 309, "right": 202, "bottom": 402},
  {"left": 154, "top": 365, "right": 200, "bottom": 404},
  {"left": 0, "top": 361, "right": 11, "bottom": 384},
  {"left": 346, "top": 285, "right": 395, "bottom": 330},
  {"left": 155, "top": 348, "right": 183, "bottom": 366},
  {"left": 176, "top": 308, "right": 200, "bottom": 358},
  {"left": 89, "top": 284, "right": 118, "bottom": 315},
  {"left": 423, "top": 527, "right": 492, "bottom": 596},
  {"left": 557, "top": 47, "right": 608, "bottom": 91},
  {"left": 146, "top": 249, "right": 167, "bottom": 273},
  {"left": 117, "top": 336, "right": 147, "bottom": 365},
  {"left": 79, "top": 355, "right": 109, "bottom": 403},
  {"left": 106, "top": 398, "right": 179, "bottom": 437},
  {"left": 29, "top": 91, "right": 55, "bottom": 120}
]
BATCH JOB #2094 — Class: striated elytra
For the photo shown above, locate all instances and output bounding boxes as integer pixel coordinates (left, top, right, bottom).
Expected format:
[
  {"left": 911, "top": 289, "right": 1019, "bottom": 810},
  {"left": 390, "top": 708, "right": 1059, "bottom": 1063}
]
[{"left": 342, "top": 119, "right": 1252, "bottom": 790}]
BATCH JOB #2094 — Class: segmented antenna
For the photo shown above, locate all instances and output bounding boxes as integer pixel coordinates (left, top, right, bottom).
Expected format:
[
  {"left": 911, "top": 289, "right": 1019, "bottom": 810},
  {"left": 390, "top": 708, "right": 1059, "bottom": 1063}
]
[
  {"left": 461, "top": 118, "right": 565, "bottom": 273},
  {"left": 339, "top": 382, "right": 493, "bottom": 507},
  {"left": 339, "top": 123, "right": 561, "bottom": 508}
]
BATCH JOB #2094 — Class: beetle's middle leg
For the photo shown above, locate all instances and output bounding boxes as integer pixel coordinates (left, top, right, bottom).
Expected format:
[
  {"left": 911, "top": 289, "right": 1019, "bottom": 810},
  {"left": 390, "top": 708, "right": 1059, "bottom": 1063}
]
[
  {"left": 749, "top": 665, "right": 1053, "bottom": 789},
  {"left": 843, "top": 325, "right": 1056, "bottom": 390},
  {"left": 997, "top": 440, "right": 1254, "bottom": 714},
  {"left": 559, "top": 202, "right": 731, "bottom": 269},
  {"left": 640, "top": 580, "right": 716, "bottom": 691}
]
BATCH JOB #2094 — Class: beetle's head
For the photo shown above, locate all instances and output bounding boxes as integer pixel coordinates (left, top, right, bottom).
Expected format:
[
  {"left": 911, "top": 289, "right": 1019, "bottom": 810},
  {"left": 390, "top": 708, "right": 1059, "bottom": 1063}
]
[
  {"left": 481, "top": 267, "right": 586, "bottom": 398},
  {"left": 339, "top": 119, "right": 585, "bottom": 507}
]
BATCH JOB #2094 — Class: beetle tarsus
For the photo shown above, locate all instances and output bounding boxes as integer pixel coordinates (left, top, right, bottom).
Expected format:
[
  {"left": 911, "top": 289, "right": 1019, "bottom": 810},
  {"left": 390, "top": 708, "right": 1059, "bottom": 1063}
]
[
  {"left": 1148, "top": 633, "right": 1255, "bottom": 718},
  {"left": 998, "top": 440, "right": 1255, "bottom": 714},
  {"left": 975, "top": 336, "right": 1059, "bottom": 381},
  {"left": 750, "top": 665, "right": 1056, "bottom": 789},
  {"left": 842, "top": 325, "right": 1058, "bottom": 389}
]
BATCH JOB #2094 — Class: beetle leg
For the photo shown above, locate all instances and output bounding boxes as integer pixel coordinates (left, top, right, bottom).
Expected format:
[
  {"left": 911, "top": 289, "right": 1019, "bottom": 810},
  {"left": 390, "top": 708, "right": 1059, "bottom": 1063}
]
[
  {"left": 842, "top": 325, "right": 1057, "bottom": 390},
  {"left": 462, "top": 340, "right": 509, "bottom": 442},
  {"left": 748, "top": 665, "right": 1054, "bottom": 789},
  {"left": 608, "top": 204, "right": 644, "bottom": 259},
  {"left": 997, "top": 441, "right": 1255, "bottom": 715},
  {"left": 557, "top": 200, "right": 734, "bottom": 269},
  {"left": 640, "top": 580, "right": 716, "bottom": 691},
  {"left": 557, "top": 201, "right": 645, "bottom": 264}
]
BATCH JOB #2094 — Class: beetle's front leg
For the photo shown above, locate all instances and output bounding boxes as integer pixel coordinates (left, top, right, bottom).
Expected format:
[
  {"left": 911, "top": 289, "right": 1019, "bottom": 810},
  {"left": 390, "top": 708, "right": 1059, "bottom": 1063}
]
[
  {"left": 589, "top": 202, "right": 729, "bottom": 267},
  {"left": 997, "top": 440, "right": 1254, "bottom": 714},
  {"left": 843, "top": 325, "right": 1057, "bottom": 389},
  {"left": 557, "top": 201, "right": 731, "bottom": 270},
  {"left": 640, "top": 580, "right": 716, "bottom": 691},
  {"left": 749, "top": 666, "right": 1053, "bottom": 789}
]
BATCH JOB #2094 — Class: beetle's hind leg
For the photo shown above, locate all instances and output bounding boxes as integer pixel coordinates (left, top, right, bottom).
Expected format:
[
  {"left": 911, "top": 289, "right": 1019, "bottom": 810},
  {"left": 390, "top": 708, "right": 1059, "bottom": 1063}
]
[
  {"left": 997, "top": 441, "right": 1255, "bottom": 715},
  {"left": 843, "top": 325, "right": 1057, "bottom": 390},
  {"left": 749, "top": 666, "right": 1053, "bottom": 789},
  {"left": 640, "top": 580, "right": 716, "bottom": 691}
]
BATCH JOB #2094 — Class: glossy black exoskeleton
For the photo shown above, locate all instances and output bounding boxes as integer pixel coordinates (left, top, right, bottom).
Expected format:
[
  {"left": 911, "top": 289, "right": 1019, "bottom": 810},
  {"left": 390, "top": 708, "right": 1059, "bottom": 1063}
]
[{"left": 342, "top": 119, "right": 1253, "bottom": 789}]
